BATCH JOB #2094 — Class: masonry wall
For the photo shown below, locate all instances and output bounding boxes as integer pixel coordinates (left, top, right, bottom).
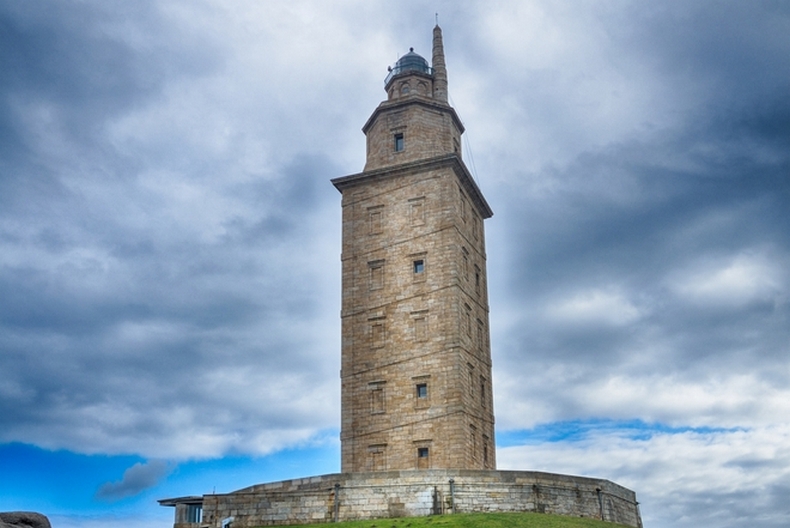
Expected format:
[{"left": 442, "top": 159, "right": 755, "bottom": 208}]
[
  {"left": 199, "top": 470, "right": 641, "bottom": 528},
  {"left": 363, "top": 96, "right": 462, "bottom": 172},
  {"left": 335, "top": 158, "right": 495, "bottom": 473}
]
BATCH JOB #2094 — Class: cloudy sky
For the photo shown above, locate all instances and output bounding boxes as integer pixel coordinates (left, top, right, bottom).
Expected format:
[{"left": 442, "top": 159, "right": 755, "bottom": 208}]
[{"left": 1, "top": 1, "right": 788, "bottom": 527}]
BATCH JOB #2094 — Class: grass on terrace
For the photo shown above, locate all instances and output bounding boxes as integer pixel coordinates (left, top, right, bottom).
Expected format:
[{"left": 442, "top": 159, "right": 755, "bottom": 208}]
[{"left": 278, "top": 512, "right": 629, "bottom": 528}]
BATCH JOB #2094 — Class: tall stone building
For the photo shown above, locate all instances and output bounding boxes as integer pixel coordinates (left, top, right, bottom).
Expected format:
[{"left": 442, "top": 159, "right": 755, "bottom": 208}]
[
  {"left": 160, "top": 25, "right": 643, "bottom": 528},
  {"left": 331, "top": 26, "right": 496, "bottom": 473}
]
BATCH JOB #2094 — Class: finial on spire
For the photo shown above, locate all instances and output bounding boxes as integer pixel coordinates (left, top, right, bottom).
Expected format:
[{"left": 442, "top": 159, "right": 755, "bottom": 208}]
[{"left": 435, "top": 12, "right": 439, "bottom": 26}]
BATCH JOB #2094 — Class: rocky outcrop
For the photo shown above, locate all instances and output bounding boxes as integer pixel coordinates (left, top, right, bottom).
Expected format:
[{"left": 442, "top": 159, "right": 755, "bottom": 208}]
[{"left": 0, "top": 512, "right": 51, "bottom": 528}]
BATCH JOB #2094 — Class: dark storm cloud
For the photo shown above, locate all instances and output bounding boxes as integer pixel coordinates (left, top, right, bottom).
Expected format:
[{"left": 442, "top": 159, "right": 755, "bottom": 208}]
[
  {"left": 0, "top": 1, "right": 342, "bottom": 457},
  {"left": 0, "top": 2, "right": 218, "bottom": 170},
  {"left": 482, "top": 5, "right": 790, "bottom": 517},
  {"left": 485, "top": 0, "right": 790, "bottom": 430},
  {"left": 616, "top": 2, "right": 790, "bottom": 96},
  {"left": 495, "top": 188, "right": 787, "bottom": 422},
  {"left": 0, "top": 151, "right": 341, "bottom": 456}
]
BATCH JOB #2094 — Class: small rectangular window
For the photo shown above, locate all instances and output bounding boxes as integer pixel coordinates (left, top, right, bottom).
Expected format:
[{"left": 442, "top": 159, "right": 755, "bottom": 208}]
[
  {"left": 409, "top": 198, "right": 425, "bottom": 226},
  {"left": 417, "top": 445, "right": 430, "bottom": 469},
  {"left": 370, "top": 384, "right": 385, "bottom": 414},
  {"left": 368, "top": 206, "right": 383, "bottom": 235},
  {"left": 413, "top": 259, "right": 425, "bottom": 274},
  {"left": 369, "top": 260, "right": 384, "bottom": 290},
  {"left": 413, "top": 316, "right": 427, "bottom": 342},
  {"left": 371, "top": 321, "right": 385, "bottom": 348},
  {"left": 186, "top": 505, "right": 202, "bottom": 523},
  {"left": 395, "top": 133, "right": 404, "bottom": 152},
  {"left": 368, "top": 444, "right": 387, "bottom": 471},
  {"left": 413, "top": 375, "right": 430, "bottom": 408}
]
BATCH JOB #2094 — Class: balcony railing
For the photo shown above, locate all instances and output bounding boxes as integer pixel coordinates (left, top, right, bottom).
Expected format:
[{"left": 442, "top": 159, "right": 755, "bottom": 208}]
[{"left": 385, "top": 64, "right": 434, "bottom": 86}]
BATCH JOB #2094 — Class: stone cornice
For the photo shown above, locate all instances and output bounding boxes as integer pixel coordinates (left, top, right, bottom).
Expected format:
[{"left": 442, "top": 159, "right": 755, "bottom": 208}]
[
  {"left": 361, "top": 97, "right": 465, "bottom": 136},
  {"left": 332, "top": 154, "right": 493, "bottom": 219}
]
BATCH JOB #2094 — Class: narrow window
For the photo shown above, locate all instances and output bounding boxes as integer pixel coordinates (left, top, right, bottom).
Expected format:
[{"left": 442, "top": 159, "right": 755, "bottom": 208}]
[
  {"left": 460, "top": 189, "right": 468, "bottom": 222},
  {"left": 371, "top": 320, "right": 385, "bottom": 348},
  {"left": 483, "top": 436, "right": 490, "bottom": 467},
  {"left": 462, "top": 247, "right": 469, "bottom": 282},
  {"left": 369, "top": 260, "right": 384, "bottom": 290},
  {"left": 394, "top": 133, "right": 404, "bottom": 152},
  {"left": 480, "top": 376, "right": 486, "bottom": 407},
  {"left": 474, "top": 265, "right": 481, "bottom": 293},
  {"left": 368, "top": 444, "right": 387, "bottom": 471},
  {"left": 186, "top": 505, "right": 202, "bottom": 523},
  {"left": 409, "top": 197, "right": 425, "bottom": 226},
  {"left": 368, "top": 206, "right": 383, "bottom": 235},
  {"left": 370, "top": 383, "right": 385, "bottom": 414},
  {"left": 464, "top": 304, "right": 472, "bottom": 336},
  {"left": 412, "top": 254, "right": 427, "bottom": 283},
  {"left": 417, "top": 446, "right": 430, "bottom": 469},
  {"left": 477, "top": 319, "right": 484, "bottom": 350},
  {"left": 371, "top": 388, "right": 384, "bottom": 413},
  {"left": 470, "top": 425, "right": 478, "bottom": 461},
  {"left": 413, "top": 314, "right": 428, "bottom": 342},
  {"left": 414, "top": 376, "right": 430, "bottom": 408},
  {"left": 473, "top": 215, "right": 480, "bottom": 240}
]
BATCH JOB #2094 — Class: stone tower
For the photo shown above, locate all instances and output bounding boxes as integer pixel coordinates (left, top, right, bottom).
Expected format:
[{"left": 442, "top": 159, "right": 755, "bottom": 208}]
[
  {"left": 161, "top": 26, "right": 643, "bottom": 528},
  {"left": 332, "top": 26, "right": 496, "bottom": 473}
]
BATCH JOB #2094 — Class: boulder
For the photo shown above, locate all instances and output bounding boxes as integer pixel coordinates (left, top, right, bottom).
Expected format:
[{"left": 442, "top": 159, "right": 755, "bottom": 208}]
[{"left": 0, "top": 512, "right": 52, "bottom": 528}]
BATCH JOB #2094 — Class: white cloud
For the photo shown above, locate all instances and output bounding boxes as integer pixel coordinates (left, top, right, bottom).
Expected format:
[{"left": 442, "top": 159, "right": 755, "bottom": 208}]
[
  {"left": 669, "top": 251, "right": 785, "bottom": 307},
  {"left": 498, "top": 424, "right": 790, "bottom": 528},
  {"left": 494, "top": 369, "right": 790, "bottom": 433},
  {"left": 545, "top": 287, "right": 643, "bottom": 326}
]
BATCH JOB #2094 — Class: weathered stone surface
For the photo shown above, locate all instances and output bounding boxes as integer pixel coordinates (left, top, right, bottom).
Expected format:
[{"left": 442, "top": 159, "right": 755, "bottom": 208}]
[
  {"left": 200, "top": 469, "right": 641, "bottom": 527},
  {"left": 0, "top": 512, "right": 52, "bottom": 528},
  {"left": 331, "top": 26, "right": 495, "bottom": 474}
]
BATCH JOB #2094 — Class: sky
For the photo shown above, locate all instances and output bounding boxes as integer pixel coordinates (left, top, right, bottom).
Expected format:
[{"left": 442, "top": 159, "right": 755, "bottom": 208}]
[{"left": 0, "top": 1, "right": 788, "bottom": 527}]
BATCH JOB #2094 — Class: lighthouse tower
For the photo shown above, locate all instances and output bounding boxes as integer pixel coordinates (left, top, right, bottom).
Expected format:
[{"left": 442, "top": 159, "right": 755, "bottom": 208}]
[
  {"left": 161, "top": 26, "right": 643, "bottom": 528},
  {"left": 332, "top": 25, "right": 496, "bottom": 473}
]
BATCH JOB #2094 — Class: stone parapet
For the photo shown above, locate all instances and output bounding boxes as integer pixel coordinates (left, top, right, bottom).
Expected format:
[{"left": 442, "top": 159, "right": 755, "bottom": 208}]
[{"left": 192, "top": 469, "right": 640, "bottom": 528}]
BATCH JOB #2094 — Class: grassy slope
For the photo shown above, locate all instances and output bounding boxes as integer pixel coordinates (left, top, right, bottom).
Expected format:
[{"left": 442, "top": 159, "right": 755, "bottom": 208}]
[{"left": 279, "top": 512, "right": 629, "bottom": 528}]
